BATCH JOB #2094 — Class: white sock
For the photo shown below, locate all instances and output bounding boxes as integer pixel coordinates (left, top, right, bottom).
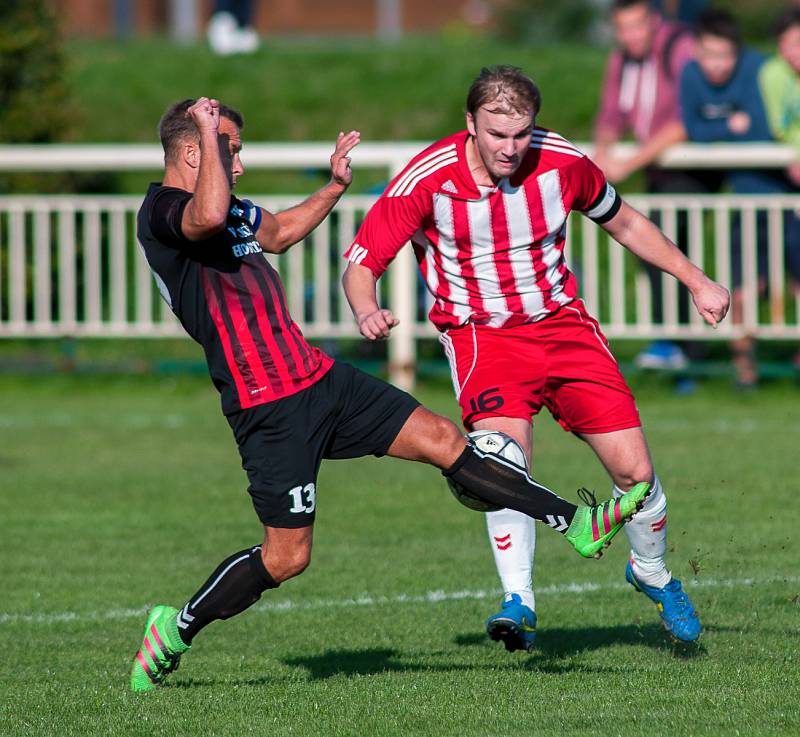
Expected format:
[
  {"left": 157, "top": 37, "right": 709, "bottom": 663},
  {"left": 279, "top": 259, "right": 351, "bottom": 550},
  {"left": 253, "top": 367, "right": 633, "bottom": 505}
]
[
  {"left": 613, "top": 475, "right": 671, "bottom": 589},
  {"left": 485, "top": 508, "right": 536, "bottom": 611}
]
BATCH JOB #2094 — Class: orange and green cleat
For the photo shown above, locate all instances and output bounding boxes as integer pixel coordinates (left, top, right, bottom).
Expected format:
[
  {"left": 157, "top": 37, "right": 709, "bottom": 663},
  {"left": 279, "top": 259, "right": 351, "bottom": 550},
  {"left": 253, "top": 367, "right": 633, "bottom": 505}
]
[
  {"left": 565, "top": 482, "right": 651, "bottom": 559},
  {"left": 130, "top": 605, "right": 190, "bottom": 692}
]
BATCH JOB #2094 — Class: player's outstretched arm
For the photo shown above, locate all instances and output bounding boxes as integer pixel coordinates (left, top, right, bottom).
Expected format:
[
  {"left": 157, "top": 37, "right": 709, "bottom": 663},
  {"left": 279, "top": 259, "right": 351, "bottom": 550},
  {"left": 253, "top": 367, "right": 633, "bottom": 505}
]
[
  {"left": 255, "top": 131, "right": 361, "bottom": 253},
  {"left": 601, "top": 200, "right": 730, "bottom": 327},
  {"left": 342, "top": 261, "right": 399, "bottom": 339}
]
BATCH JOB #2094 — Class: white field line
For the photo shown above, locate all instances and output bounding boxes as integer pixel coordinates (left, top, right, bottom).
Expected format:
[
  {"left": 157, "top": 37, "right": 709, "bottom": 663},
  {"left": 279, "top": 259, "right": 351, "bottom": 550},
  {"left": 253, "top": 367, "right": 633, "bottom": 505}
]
[{"left": 2, "top": 575, "right": 798, "bottom": 626}]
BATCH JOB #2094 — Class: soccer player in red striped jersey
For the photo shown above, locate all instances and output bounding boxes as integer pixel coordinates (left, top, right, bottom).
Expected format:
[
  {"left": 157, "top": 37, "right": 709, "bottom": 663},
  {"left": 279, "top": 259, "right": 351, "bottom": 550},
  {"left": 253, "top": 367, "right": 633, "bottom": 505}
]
[
  {"left": 343, "top": 66, "right": 730, "bottom": 648},
  {"left": 130, "top": 96, "right": 650, "bottom": 692}
]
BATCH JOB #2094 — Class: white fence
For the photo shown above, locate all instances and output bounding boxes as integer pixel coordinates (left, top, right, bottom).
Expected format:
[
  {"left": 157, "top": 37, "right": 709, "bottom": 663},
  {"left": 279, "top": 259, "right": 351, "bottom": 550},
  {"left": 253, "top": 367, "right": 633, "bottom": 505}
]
[
  {"left": 0, "top": 192, "right": 798, "bottom": 385},
  {"left": 0, "top": 141, "right": 796, "bottom": 173},
  {"left": 2, "top": 141, "right": 799, "bottom": 386}
]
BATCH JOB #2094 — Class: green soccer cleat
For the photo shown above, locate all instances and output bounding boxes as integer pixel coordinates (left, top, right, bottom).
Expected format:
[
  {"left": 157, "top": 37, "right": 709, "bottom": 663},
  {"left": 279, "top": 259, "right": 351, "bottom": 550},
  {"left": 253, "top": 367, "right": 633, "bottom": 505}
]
[
  {"left": 564, "top": 482, "right": 651, "bottom": 559},
  {"left": 130, "top": 605, "right": 190, "bottom": 692}
]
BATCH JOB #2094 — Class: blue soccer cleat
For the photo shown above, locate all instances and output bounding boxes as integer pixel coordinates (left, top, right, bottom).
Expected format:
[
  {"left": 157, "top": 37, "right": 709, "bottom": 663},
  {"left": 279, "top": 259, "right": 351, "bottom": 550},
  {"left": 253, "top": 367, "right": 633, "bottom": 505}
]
[
  {"left": 626, "top": 560, "right": 701, "bottom": 642},
  {"left": 485, "top": 594, "right": 537, "bottom": 652}
]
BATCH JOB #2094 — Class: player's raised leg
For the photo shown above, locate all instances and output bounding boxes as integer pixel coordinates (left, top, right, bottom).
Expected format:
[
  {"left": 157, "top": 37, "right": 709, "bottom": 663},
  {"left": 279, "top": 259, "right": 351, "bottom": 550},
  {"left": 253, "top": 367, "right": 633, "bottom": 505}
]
[
  {"left": 580, "top": 427, "right": 701, "bottom": 642},
  {"left": 386, "top": 406, "right": 651, "bottom": 558},
  {"left": 472, "top": 417, "right": 537, "bottom": 652},
  {"left": 131, "top": 526, "right": 310, "bottom": 691}
]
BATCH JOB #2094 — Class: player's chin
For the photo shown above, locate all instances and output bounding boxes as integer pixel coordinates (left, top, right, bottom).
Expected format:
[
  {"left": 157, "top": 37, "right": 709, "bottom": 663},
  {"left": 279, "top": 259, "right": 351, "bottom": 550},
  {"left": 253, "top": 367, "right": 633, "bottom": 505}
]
[{"left": 494, "top": 161, "right": 519, "bottom": 177}]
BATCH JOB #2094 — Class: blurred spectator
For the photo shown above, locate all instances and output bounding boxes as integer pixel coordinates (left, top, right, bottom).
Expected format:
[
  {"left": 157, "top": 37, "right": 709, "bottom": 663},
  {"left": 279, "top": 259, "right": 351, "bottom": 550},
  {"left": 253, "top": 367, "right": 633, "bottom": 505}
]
[
  {"left": 650, "top": 0, "right": 709, "bottom": 25},
  {"left": 758, "top": 6, "right": 800, "bottom": 372},
  {"left": 682, "top": 9, "right": 800, "bottom": 386},
  {"left": 208, "top": 0, "right": 259, "bottom": 55},
  {"left": 594, "top": 0, "right": 719, "bottom": 375},
  {"left": 761, "top": 8, "right": 800, "bottom": 186}
]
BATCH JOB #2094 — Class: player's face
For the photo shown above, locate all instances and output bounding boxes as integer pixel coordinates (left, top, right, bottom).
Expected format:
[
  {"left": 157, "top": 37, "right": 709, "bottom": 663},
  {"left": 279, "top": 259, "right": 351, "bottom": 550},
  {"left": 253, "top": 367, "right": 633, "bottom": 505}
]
[
  {"left": 779, "top": 26, "right": 800, "bottom": 74},
  {"left": 467, "top": 107, "right": 534, "bottom": 182},
  {"left": 612, "top": 3, "right": 657, "bottom": 60},
  {"left": 217, "top": 116, "right": 245, "bottom": 187},
  {"left": 696, "top": 34, "right": 738, "bottom": 86}
]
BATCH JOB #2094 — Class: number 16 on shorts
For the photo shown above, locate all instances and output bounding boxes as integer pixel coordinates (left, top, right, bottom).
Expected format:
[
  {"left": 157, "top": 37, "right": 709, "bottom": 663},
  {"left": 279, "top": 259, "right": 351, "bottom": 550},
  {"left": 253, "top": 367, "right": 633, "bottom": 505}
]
[
  {"left": 288, "top": 483, "right": 316, "bottom": 514},
  {"left": 468, "top": 388, "right": 504, "bottom": 414}
]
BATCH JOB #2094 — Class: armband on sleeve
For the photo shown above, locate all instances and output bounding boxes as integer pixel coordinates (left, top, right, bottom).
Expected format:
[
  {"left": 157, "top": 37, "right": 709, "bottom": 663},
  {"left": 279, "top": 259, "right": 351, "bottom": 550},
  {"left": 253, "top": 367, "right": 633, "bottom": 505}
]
[
  {"left": 240, "top": 199, "right": 263, "bottom": 232},
  {"left": 584, "top": 183, "right": 622, "bottom": 224}
]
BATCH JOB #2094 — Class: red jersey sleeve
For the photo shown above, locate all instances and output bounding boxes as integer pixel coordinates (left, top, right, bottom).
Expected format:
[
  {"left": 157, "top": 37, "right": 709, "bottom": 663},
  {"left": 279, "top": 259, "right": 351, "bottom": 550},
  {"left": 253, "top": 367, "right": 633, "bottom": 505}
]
[
  {"left": 567, "top": 156, "right": 622, "bottom": 224},
  {"left": 344, "top": 186, "right": 431, "bottom": 279}
]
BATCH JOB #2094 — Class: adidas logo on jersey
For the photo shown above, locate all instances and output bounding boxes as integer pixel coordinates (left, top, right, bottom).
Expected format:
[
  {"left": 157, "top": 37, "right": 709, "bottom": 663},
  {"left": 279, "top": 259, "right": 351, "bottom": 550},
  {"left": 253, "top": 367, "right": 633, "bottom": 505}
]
[{"left": 441, "top": 179, "right": 458, "bottom": 194}]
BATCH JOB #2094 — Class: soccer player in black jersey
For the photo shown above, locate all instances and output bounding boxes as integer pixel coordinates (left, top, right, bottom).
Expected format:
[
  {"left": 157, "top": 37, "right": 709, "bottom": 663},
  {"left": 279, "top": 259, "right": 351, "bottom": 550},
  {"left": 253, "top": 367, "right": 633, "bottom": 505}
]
[{"left": 130, "top": 96, "right": 651, "bottom": 691}]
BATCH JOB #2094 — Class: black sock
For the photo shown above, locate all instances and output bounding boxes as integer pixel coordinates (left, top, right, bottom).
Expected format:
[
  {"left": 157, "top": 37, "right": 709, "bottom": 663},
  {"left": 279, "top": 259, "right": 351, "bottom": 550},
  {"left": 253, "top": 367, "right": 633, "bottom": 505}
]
[
  {"left": 444, "top": 445, "right": 577, "bottom": 531},
  {"left": 176, "top": 545, "right": 278, "bottom": 644}
]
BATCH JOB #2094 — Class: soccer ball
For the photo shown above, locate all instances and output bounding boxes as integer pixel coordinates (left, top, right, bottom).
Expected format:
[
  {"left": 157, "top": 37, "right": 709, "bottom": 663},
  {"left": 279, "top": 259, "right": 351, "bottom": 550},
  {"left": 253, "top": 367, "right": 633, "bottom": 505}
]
[{"left": 447, "top": 430, "right": 528, "bottom": 512}]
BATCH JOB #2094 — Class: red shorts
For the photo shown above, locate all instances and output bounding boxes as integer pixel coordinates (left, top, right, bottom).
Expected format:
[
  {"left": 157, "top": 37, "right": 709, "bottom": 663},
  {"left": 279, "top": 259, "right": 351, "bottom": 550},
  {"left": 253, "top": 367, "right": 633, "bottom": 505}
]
[{"left": 439, "top": 301, "right": 641, "bottom": 434}]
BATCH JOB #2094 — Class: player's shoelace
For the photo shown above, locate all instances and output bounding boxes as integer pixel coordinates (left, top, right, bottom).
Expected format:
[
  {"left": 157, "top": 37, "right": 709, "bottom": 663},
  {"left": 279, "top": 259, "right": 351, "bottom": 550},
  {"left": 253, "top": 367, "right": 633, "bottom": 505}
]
[
  {"left": 579, "top": 484, "right": 648, "bottom": 529},
  {"left": 578, "top": 487, "right": 619, "bottom": 538},
  {"left": 664, "top": 580, "right": 693, "bottom": 612}
]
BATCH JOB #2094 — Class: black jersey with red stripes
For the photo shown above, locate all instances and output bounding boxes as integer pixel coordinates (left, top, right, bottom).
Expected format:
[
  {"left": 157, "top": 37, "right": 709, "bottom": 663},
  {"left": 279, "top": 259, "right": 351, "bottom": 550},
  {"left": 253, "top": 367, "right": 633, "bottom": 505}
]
[{"left": 137, "top": 183, "right": 333, "bottom": 415}]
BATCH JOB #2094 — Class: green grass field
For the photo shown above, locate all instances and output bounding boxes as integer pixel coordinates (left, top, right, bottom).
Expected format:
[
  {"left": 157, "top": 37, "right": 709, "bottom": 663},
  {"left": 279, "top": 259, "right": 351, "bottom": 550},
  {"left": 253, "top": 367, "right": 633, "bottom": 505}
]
[{"left": 1, "top": 372, "right": 799, "bottom": 736}]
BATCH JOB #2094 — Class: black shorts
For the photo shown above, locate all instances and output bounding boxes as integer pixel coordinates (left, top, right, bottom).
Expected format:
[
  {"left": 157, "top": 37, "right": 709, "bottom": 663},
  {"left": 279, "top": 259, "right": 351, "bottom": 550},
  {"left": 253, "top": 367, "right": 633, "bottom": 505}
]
[{"left": 226, "top": 361, "right": 420, "bottom": 528}]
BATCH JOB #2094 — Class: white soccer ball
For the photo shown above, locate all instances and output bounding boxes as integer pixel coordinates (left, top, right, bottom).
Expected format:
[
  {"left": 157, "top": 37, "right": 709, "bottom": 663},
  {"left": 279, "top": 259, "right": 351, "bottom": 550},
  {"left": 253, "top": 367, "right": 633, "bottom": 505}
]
[{"left": 447, "top": 430, "right": 528, "bottom": 512}]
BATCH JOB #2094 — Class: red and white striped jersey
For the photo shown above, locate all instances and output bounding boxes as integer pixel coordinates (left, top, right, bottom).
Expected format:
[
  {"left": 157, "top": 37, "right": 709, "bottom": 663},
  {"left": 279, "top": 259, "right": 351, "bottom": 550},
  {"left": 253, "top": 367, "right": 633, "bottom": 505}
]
[{"left": 345, "top": 128, "right": 621, "bottom": 331}]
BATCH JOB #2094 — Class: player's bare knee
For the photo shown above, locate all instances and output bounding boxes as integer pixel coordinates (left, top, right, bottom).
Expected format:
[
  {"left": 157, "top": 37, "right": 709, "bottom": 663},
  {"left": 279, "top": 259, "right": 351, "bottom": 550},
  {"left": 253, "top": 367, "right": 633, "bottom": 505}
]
[
  {"left": 260, "top": 542, "right": 311, "bottom": 583},
  {"left": 282, "top": 550, "right": 311, "bottom": 580},
  {"left": 615, "top": 462, "right": 654, "bottom": 491},
  {"left": 438, "top": 414, "right": 464, "bottom": 445},
  {"left": 429, "top": 414, "right": 466, "bottom": 458}
]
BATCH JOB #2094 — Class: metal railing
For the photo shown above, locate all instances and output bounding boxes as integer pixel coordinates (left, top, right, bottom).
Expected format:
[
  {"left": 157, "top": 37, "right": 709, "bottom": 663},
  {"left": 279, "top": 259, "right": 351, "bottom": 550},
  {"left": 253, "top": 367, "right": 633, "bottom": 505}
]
[{"left": 1, "top": 193, "right": 797, "bottom": 386}]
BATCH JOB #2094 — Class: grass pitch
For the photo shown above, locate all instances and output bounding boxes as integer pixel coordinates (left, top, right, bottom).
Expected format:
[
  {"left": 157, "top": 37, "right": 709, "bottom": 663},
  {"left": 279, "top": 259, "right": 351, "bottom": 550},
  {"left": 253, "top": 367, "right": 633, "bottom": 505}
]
[{"left": 1, "top": 371, "right": 799, "bottom": 736}]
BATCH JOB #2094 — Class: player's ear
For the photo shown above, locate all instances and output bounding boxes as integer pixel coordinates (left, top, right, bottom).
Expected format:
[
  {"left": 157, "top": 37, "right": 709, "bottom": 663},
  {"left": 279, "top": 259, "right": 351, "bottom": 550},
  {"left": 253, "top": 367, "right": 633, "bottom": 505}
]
[
  {"left": 183, "top": 141, "right": 200, "bottom": 169},
  {"left": 466, "top": 112, "right": 477, "bottom": 137}
]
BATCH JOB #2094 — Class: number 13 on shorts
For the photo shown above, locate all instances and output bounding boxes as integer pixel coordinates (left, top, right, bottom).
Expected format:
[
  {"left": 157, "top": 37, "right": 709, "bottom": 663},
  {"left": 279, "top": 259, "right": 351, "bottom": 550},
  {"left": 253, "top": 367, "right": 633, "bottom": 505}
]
[{"left": 288, "top": 483, "right": 316, "bottom": 514}]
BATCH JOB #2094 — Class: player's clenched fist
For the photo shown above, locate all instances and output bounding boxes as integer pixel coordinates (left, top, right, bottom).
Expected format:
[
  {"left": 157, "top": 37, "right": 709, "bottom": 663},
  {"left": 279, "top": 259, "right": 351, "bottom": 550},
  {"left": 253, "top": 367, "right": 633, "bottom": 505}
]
[
  {"left": 691, "top": 276, "right": 730, "bottom": 328},
  {"left": 357, "top": 308, "right": 399, "bottom": 340},
  {"left": 187, "top": 97, "right": 220, "bottom": 132}
]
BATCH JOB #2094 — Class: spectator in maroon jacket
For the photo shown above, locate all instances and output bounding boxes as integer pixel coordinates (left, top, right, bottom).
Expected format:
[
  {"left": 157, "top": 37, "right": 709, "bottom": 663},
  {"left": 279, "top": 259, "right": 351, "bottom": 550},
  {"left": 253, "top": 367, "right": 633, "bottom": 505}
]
[{"left": 594, "top": 0, "right": 720, "bottom": 377}]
